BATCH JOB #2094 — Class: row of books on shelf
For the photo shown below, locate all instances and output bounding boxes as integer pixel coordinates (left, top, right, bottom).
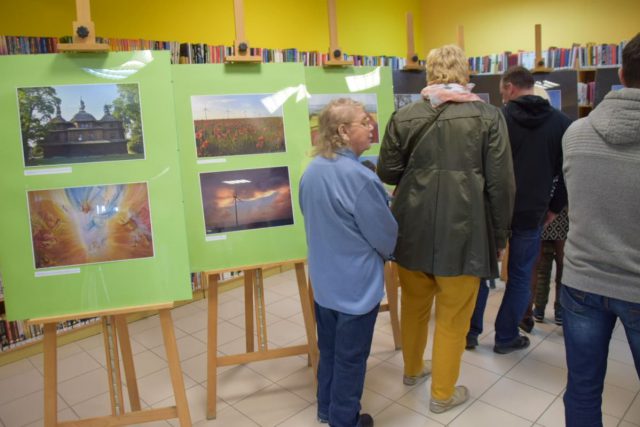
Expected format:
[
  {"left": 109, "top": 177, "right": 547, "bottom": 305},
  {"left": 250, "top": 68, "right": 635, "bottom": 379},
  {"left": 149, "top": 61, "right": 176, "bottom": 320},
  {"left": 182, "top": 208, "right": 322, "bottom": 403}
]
[
  {"left": 468, "top": 41, "right": 628, "bottom": 74},
  {"left": 578, "top": 81, "right": 597, "bottom": 107},
  {"left": 0, "top": 35, "right": 409, "bottom": 68},
  {"left": 0, "top": 317, "right": 100, "bottom": 351}
]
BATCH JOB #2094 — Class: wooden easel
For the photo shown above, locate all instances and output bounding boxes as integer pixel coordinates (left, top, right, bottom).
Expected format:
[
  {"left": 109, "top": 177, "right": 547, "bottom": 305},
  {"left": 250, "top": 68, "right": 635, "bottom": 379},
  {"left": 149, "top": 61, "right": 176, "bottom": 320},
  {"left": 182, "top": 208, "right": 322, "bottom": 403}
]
[
  {"left": 57, "top": 0, "right": 109, "bottom": 52},
  {"left": 323, "top": 0, "right": 353, "bottom": 67},
  {"left": 532, "top": 24, "right": 553, "bottom": 74},
  {"left": 403, "top": 13, "right": 424, "bottom": 71},
  {"left": 29, "top": 303, "right": 192, "bottom": 427},
  {"left": 225, "top": 0, "right": 262, "bottom": 63},
  {"left": 205, "top": 259, "right": 318, "bottom": 419},
  {"left": 457, "top": 24, "right": 477, "bottom": 76}
]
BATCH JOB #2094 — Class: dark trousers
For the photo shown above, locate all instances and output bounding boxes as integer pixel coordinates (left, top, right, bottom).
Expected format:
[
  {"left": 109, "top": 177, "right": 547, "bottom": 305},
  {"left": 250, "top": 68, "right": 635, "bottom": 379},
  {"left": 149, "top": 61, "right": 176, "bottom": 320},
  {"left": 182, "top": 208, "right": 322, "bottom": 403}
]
[
  {"left": 468, "top": 279, "right": 490, "bottom": 338},
  {"left": 315, "top": 302, "right": 378, "bottom": 427}
]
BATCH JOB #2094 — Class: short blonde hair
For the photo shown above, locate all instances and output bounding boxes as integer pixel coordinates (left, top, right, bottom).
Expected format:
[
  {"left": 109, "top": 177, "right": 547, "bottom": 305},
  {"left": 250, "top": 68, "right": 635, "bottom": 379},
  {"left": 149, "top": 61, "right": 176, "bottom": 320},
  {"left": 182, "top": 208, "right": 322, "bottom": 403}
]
[
  {"left": 426, "top": 44, "right": 470, "bottom": 85},
  {"left": 313, "top": 98, "right": 365, "bottom": 159}
]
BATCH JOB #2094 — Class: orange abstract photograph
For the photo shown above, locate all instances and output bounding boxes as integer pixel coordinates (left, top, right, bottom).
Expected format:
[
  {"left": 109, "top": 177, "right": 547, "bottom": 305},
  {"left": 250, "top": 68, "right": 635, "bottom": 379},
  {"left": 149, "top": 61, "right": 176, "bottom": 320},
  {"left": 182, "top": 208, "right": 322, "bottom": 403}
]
[{"left": 28, "top": 183, "right": 154, "bottom": 269}]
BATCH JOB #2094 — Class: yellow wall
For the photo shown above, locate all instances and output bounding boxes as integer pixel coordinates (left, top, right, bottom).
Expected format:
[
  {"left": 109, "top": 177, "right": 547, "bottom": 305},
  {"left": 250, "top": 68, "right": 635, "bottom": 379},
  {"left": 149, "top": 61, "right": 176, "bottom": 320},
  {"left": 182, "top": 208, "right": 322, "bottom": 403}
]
[
  {"left": 422, "top": 0, "right": 640, "bottom": 57},
  {"left": 0, "top": 0, "right": 423, "bottom": 58}
]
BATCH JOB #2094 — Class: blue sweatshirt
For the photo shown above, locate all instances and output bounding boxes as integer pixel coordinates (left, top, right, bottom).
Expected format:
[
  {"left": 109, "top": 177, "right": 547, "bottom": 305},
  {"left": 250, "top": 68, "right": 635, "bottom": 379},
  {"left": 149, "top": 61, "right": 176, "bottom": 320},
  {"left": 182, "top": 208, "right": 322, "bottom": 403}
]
[{"left": 299, "top": 149, "right": 398, "bottom": 315}]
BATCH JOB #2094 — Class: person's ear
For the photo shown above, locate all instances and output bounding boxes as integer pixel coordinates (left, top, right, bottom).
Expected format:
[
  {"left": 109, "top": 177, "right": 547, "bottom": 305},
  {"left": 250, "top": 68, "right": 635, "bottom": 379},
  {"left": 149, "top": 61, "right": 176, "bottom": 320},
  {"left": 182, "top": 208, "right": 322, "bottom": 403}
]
[{"left": 618, "top": 67, "right": 627, "bottom": 87}]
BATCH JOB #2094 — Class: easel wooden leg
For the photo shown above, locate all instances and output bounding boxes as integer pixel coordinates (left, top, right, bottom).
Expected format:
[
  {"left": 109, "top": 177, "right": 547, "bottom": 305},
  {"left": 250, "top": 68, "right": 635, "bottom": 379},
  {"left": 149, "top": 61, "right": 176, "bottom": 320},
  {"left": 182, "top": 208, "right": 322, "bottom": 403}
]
[
  {"left": 244, "top": 270, "right": 255, "bottom": 352},
  {"left": 43, "top": 323, "right": 57, "bottom": 427},
  {"left": 384, "top": 262, "right": 402, "bottom": 350},
  {"left": 159, "top": 309, "right": 192, "bottom": 427},
  {"left": 102, "top": 316, "right": 125, "bottom": 415},
  {"left": 206, "top": 273, "right": 219, "bottom": 420},
  {"left": 115, "top": 315, "right": 141, "bottom": 411},
  {"left": 253, "top": 269, "right": 268, "bottom": 351},
  {"left": 295, "top": 263, "right": 318, "bottom": 377}
]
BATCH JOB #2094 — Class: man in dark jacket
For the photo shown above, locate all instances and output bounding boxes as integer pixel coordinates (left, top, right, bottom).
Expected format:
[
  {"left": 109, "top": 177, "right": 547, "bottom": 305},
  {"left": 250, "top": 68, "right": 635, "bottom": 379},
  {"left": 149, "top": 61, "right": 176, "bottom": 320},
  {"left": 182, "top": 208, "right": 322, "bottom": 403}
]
[{"left": 491, "top": 66, "right": 572, "bottom": 354}]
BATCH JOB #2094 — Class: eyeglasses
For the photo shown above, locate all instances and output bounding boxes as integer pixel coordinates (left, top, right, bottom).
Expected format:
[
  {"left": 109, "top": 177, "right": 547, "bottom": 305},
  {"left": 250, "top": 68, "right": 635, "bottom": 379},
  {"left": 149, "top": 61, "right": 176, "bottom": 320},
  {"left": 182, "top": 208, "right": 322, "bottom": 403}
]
[{"left": 348, "top": 117, "right": 373, "bottom": 128}]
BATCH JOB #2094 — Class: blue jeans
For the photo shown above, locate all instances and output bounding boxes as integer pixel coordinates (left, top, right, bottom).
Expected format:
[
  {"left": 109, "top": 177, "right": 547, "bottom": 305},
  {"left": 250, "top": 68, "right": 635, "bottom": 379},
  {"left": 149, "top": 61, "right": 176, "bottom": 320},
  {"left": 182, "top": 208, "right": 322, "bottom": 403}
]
[
  {"left": 561, "top": 285, "right": 640, "bottom": 427},
  {"left": 315, "top": 302, "right": 378, "bottom": 427},
  {"left": 468, "top": 279, "right": 490, "bottom": 338},
  {"left": 495, "top": 227, "right": 542, "bottom": 345}
]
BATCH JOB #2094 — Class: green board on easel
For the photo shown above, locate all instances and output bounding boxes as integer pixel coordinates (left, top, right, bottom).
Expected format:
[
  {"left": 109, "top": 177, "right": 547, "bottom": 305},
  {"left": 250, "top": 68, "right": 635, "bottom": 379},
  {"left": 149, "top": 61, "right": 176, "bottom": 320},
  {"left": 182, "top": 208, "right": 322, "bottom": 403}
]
[
  {"left": 0, "top": 51, "right": 192, "bottom": 321},
  {"left": 172, "top": 63, "right": 311, "bottom": 272}
]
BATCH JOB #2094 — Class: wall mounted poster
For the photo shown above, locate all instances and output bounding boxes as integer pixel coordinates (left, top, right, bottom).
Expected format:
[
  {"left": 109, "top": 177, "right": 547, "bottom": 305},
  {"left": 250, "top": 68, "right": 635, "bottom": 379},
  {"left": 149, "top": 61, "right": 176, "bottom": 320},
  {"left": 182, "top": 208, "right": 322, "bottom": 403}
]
[
  {"left": 172, "top": 63, "right": 309, "bottom": 271},
  {"left": 0, "top": 51, "right": 191, "bottom": 320},
  {"left": 305, "top": 66, "right": 395, "bottom": 160}
]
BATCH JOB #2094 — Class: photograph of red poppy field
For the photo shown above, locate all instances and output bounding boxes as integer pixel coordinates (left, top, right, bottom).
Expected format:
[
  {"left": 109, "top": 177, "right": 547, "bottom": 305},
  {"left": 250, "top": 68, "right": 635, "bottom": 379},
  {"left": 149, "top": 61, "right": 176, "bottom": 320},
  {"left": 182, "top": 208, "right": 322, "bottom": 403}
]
[{"left": 191, "top": 94, "right": 286, "bottom": 158}]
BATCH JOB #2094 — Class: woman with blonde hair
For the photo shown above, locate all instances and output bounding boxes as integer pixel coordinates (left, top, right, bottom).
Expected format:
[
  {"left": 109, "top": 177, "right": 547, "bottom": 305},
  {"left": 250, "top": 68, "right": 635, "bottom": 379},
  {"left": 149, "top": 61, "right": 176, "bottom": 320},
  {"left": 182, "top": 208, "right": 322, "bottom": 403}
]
[
  {"left": 300, "top": 98, "right": 398, "bottom": 427},
  {"left": 378, "top": 45, "right": 515, "bottom": 413}
]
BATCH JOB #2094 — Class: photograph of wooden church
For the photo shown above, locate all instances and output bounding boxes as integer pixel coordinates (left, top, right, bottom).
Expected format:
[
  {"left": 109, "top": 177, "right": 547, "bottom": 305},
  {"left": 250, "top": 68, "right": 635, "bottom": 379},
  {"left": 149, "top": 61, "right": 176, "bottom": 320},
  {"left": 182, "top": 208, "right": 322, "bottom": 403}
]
[{"left": 18, "top": 83, "right": 145, "bottom": 166}]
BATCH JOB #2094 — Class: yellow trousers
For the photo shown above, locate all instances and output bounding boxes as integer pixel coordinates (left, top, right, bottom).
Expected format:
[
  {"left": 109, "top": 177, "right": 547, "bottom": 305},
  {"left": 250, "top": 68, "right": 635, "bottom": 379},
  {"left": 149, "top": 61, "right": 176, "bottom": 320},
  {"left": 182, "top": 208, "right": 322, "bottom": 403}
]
[{"left": 398, "top": 266, "right": 480, "bottom": 400}]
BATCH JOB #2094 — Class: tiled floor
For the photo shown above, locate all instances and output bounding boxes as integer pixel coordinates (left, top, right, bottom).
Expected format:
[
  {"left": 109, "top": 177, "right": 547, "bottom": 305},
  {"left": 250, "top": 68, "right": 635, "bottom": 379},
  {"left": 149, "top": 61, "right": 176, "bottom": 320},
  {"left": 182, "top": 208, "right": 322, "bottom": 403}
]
[{"left": 0, "top": 269, "right": 638, "bottom": 426}]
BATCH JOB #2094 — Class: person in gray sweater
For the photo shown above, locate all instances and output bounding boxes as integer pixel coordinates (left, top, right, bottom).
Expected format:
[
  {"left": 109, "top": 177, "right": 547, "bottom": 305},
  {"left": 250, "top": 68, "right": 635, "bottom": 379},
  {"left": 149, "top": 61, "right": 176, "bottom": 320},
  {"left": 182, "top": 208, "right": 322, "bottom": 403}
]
[{"left": 561, "top": 32, "right": 640, "bottom": 427}]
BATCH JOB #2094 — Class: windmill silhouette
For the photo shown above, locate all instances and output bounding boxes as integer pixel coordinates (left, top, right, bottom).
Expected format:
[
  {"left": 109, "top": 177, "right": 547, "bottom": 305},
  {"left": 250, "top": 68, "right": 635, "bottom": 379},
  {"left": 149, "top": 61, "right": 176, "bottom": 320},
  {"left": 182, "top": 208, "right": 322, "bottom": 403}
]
[{"left": 232, "top": 190, "right": 244, "bottom": 226}]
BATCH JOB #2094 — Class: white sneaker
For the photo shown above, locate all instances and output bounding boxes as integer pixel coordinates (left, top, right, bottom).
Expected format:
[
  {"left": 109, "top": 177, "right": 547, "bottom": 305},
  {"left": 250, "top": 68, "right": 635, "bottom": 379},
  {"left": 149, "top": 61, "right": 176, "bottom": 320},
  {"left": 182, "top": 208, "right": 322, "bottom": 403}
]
[
  {"left": 402, "top": 360, "right": 432, "bottom": 385},
  {"left": 429, "top": 385, "right": 469, "bottom": 414}
]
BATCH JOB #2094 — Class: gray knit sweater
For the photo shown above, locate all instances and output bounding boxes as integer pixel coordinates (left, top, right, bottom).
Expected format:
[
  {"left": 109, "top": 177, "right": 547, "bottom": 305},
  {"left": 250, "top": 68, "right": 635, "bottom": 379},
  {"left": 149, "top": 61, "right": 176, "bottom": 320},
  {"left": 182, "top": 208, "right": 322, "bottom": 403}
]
[{"left": 562, "top": 87, "right": 640, "bottom": 303}]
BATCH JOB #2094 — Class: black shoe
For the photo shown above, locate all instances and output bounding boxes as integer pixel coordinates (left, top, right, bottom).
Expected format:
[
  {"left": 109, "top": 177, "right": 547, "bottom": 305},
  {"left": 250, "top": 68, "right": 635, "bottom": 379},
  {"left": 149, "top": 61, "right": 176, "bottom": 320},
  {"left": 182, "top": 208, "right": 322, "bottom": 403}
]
[
  {"left": 358, "top": 413, "right": 374, "bottom": 427},
  {"left": 533, "top": 306, "right": 545, "bottom": 323},
  {"left": 554, "top": 311, "right": 563, "bottom": 325},
  {"left": 519, "top": 317, "right": 534, "bottom": 333},
  {"left": 494, "top": 335, "right": 530, "bottom": 354},
  {"left": 465, "top": 335, "right": 478, "bottom": 350}
]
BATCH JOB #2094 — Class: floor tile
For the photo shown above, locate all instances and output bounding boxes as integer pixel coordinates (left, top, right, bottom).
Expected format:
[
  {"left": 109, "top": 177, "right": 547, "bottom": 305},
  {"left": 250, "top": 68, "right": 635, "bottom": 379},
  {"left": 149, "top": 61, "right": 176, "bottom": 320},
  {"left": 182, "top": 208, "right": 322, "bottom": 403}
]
[
  {"left": 174, "top": 311, "right": 208, "bottom": 335},
  {"left": 0, "top": 368, "right": 42, "bottom": 406},
  {"left": 277, "top": 367, "right": 317, "bottom": 403},
  {"left": 246, "top": 354, "right": 308, "bottom": 382},
  {"left": 233, "top": 383, "right": 309, "bottom": 427},
  {"left": 602, "top": 382, "right": 637, "bottom": 418},
  {"left": 506, "top": 357, "right": 567, "bottom": 395},
  {"left": 152, "top": 335, "right": 207, "bottom": 363},
  {"left": 192, "top": 405, "right": 259, "bottom": 426},
  {"left": 605, "top": 359, "right": 640, "bottom": 392},
  {"left": 450, "top": 400, "right": 532, "bottom": 427},
  {"left": 137, "top": 367, "right": 196, "bottom": 405},
  {"left": 624, "top": 393, "right": 640, "bottom": 424},
  {"left": 156, "top": 383, "right": 228, "bottom": 426},
  {"left": 276, "top": 403, "right": 321, "bottom": 427},
  {"left": 58, "top": 367, "right": 109, "bottom": 406},
  {"left": 0, "top": 391, "right": 67, "bottom": 427},
  {"left": 266, "top": 297, "right": 302, "bottom": 319},
  {"left": 21, "top": 408, "right": 77, "bottom": 427},
  {"left": 373, "top": 402, "right": 443, "bottom": 426},
  {"left": 364, "top": 361, "right": 413, "bottom": 401},
  {"left": 133, "top": 350, "right": 169, "bottom": 378},
  {"left": 216, "top": 365, "right": 272, "bottom": 404},
  {"left": 480, "top": 377, "right": 556, "bottom": 421},
  {"left": 132, "top": 325, "right": 186, "bottom": 350},
  {"left": 0, "top": 359, "right": 35, "bottom": 382}
]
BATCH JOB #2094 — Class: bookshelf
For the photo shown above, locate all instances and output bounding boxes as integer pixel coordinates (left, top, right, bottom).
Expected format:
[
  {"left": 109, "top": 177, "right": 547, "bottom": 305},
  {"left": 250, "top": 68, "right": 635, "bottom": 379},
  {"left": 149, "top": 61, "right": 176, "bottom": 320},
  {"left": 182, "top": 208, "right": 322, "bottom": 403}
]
[{"left": 0, "top": 35, "right": 411, "bottom": 69}]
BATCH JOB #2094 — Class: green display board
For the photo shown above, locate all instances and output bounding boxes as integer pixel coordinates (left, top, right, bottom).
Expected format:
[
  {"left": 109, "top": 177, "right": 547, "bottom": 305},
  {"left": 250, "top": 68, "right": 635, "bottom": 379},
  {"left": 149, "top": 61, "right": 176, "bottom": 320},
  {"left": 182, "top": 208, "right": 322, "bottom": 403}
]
[
  {"left": 304, "top": 66, "right": 395, "bottom": 161},
  {"left": 172, "top": 63, "right": 311, "bottom": 272},
  {"left": 0, "top": 51, "right": 192, "bottom": 321}
]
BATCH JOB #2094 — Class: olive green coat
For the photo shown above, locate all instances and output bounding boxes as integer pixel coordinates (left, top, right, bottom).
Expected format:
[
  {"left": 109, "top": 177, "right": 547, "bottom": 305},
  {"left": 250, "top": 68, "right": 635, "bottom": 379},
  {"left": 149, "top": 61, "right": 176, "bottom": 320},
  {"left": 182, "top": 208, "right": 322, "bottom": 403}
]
[{"left": 378, "top": 100, "right": 515, "bottom": 278}]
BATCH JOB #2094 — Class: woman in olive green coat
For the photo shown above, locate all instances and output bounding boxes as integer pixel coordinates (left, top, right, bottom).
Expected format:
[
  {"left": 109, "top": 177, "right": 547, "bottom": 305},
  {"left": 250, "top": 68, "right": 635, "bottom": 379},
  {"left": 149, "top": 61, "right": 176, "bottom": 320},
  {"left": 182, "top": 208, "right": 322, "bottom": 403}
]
[{"left": 377, "top": 45, "right": 515, "bottom": 414}]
